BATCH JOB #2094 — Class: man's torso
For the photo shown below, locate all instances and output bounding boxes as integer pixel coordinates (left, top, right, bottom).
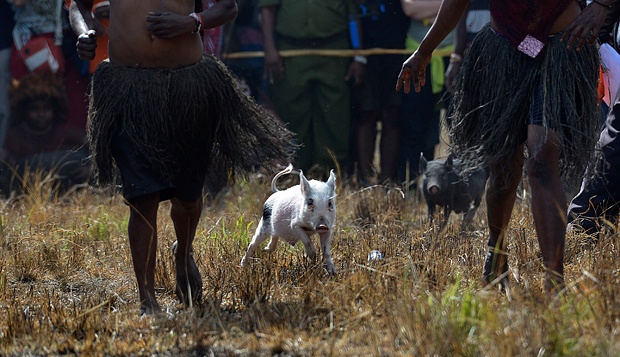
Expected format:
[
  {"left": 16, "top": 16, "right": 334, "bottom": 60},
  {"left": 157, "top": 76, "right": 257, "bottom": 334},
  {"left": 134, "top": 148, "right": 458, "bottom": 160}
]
[
  {"left": 260, "top": 0, "right": 357, "bottom": 40},
  {"left": 107, "top": 0, "right": 203, "bottom": 68}
]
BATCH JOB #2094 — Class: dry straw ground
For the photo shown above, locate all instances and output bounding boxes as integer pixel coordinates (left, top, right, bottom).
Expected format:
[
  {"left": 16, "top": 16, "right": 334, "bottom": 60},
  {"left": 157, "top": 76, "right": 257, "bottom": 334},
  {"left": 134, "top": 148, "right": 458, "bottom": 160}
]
[{"left": 1, "top": 171, "right": 620, "bottom": 356}]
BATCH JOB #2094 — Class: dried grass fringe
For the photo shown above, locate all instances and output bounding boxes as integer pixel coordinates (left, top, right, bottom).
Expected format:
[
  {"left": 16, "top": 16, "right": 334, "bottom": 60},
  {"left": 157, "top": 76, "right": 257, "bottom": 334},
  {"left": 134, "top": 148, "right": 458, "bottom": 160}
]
[
  {"left": 448, "top": 25, "right": 601, "bottom": 188},
  {"left": 87, "top": 55, "right": 296, "bottom": 185}
]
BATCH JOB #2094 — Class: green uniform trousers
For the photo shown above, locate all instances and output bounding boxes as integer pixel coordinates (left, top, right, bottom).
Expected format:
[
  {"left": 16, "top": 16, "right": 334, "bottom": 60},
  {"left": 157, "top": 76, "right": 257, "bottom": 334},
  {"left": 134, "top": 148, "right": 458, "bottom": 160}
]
[{"left": 271, "top": 35, "right": 351, "bottom": 173}]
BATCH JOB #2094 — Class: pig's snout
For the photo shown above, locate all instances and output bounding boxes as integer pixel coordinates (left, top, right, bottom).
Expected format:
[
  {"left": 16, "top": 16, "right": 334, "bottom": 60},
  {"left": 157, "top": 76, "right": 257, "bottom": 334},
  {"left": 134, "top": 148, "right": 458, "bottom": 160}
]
[
  {"left": 316, "top": 224, "right": 330, "bottom": 233},
  {"left": 428, "top": 184, "right": 440, "bottom": 195},
  {"left": 315, "top": 216, "right": 331, "bottom": 232}
]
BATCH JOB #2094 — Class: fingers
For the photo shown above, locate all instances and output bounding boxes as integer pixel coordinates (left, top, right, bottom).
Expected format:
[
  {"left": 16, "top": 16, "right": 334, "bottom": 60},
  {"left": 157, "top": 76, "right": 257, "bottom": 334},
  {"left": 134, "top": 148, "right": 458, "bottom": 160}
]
[
  {"left": 396, "top": 66, "right": 426, "bottom": 94},
  {"left": 395, "top": 67, "right": 410, "bottom": 93},
  {"left": 78, "top": 30, "right": 96, "bottom": 41},
  {"left": 76, "top": 30, "right": 97, "bottom": 60},
  {"left": 145, "top": 12, "right": 167, "bottom": 34},
  {"left": 265, "top": 65, "right": 283, "bottom": 83},
  {"left": 565, "top": 29, "right": 593, "bottom": 51},
  {"left": 416, "top": 72, "right": 426, "bottom": 93},
  {"left": 146, "top": 12, "right": 169, "bottom": 20}
]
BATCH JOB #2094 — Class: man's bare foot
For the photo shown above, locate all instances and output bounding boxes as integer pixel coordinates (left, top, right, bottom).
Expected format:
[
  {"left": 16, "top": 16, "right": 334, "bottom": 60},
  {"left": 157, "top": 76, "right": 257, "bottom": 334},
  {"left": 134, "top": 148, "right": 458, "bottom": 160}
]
[
  {"left": 172, "top": 242, "right": 203, "bottom": 307},
  {"left": 139, "top": 300, "right": 163, "bottom": 316}
]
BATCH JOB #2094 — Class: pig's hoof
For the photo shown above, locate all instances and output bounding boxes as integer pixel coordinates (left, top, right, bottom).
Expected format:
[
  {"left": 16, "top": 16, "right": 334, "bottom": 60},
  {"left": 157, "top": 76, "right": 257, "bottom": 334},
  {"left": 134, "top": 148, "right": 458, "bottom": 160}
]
[
  {"left": 240, "top": 258, "right": 248, "bottom": 267},
  {"left": 326, "top": 264, "right": 337, "bottom": 275},
  {"left": 308, "top": 251, "right": 317, "bottom": 261}
]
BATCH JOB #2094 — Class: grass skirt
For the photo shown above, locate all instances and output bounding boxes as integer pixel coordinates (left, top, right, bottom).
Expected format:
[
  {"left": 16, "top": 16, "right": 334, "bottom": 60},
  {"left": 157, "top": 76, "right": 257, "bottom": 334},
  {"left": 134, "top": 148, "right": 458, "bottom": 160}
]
[
  {"left": 87, "top": 55, "right": 296, "bottom": 185},
  {"left": 449, "top": 25, "right": 601, "bottom": 186}
]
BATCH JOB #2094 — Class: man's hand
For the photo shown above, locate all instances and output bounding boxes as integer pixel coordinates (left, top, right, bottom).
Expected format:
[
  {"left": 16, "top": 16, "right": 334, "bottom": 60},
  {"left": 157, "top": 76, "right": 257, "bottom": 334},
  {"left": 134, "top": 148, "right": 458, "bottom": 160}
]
[
  {"left": 562, "top": 2, "right": 610, "bottom": 50},
  {"left": 445, "top": 60, "right": 462, "bottom": 94},
  {"left": 263, "top": 46, "right": 284, "bottom": 84},
  {"left": 345, "top": 61, "right": 365, "bottom": 88},
  {"left": 76, "top": 30, "right": 97, "bottom": 61},
  {"left": 396, "top": 50, "right": 431, "bottom": 94},
  {"left": 146, "top": 12, "right": 197, "bottom": 39}
]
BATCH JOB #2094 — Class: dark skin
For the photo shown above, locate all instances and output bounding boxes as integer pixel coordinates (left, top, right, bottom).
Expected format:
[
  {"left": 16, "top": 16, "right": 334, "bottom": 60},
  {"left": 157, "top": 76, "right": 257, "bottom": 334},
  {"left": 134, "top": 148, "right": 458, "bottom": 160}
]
[
  {"left": 71, "top": 0, "right": 238, "bottom": 314},
  {"left": 396, "top": 0, "right": 611, "bottom": 292}
]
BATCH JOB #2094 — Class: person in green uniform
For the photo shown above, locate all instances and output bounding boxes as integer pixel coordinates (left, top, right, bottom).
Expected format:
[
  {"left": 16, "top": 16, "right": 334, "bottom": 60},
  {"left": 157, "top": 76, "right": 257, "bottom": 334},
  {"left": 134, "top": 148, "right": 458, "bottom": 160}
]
[{"left": 259, "top": 0, "right": 365, "bottom": 175}]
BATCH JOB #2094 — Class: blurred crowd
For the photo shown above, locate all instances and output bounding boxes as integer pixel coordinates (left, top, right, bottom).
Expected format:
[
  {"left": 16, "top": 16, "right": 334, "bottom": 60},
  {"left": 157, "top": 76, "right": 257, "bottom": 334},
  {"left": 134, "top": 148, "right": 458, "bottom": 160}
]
[{"left": 0, "top": 0, "right": 488, "bottom": 196}]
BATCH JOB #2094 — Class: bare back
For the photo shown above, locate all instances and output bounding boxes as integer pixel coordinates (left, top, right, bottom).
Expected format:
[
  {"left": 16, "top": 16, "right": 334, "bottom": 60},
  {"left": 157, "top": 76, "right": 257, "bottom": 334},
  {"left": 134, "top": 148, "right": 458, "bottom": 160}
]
[
  {"left": 108, "top": 0, "right": 203, "bottom": 68},
  {"left": 491, "top": 1, "right": 581, "bottom": 35}
]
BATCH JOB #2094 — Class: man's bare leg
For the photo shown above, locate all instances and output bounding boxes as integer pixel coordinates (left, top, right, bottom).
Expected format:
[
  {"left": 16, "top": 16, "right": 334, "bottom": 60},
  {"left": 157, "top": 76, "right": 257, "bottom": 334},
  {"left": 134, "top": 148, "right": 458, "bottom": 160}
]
[
  {"left": 483, "top": 147, "right": 524, "bottom": 284},
  {"left": 127, "top": 193, "right": 161, "bottom": 315},
  {"left": 526, "top": 126, "right": 566, "bottom": 292},
  {"left": 170, "top": 197, "right": 203, "bottom": 307},
  {"left": 356, "top": 110, "right": 379, "bottom": 185},
  {"left": 378, "top": 106, "right": 400, "bottom": 183}
]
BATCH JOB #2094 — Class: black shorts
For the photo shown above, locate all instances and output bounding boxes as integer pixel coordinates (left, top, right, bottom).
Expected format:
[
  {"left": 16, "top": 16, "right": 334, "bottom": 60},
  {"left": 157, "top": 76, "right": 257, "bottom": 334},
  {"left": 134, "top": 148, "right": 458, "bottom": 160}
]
[
  {"left": 528, "top": 77, "right": 577, "bottom": 128},
  {"left": 111, "top": 131, "right": 205, "bottom": 202}
]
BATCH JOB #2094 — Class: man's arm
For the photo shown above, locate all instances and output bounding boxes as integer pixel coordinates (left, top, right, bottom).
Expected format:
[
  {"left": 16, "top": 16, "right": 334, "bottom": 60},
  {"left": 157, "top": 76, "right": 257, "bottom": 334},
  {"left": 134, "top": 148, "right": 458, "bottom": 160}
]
[
  {"left": 70, "top": 0, "right": 98, "bottom": 60},
  {"left": 69, "top": 0, "right": 95, "bottom": 36},
  {"left": 199, "top": 0, "right": 238, "bottom": 30},
  {"left": 451, "top": 6, "right": 468, "bottom": 58},
  {"left": 563, "top": 0, "right": 616, "bottom": 50},
  {"left": 259, "top": 5, "right": 283, "bottom": 83},
  {"left": 146, "top": 0, "right": 238, "bottom": 39},
  {"left": 396, "top": 0, "right": 469, "bottom": 94},
  {"left": 445, "top": 3, "right": 468, "bottom": 93}
]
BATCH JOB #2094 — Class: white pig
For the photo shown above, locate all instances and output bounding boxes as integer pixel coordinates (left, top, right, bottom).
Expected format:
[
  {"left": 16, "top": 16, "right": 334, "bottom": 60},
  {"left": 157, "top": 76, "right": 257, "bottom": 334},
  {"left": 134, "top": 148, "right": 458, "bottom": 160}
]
[{"left": 240, "top": 164, "right": 338, "bottom": 274}]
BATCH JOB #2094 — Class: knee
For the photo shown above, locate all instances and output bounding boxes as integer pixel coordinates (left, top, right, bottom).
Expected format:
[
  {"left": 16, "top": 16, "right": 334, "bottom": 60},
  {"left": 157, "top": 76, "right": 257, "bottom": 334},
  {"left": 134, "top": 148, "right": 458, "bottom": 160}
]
[
  {"left": 487, "top": 170, "right": 521, "bottom": 199},
  {"left": 171, "top": 197, "right": 203, "bottom": 214},
  {"left": 526, "top": 155, "right": 556, "bottom": 187}
]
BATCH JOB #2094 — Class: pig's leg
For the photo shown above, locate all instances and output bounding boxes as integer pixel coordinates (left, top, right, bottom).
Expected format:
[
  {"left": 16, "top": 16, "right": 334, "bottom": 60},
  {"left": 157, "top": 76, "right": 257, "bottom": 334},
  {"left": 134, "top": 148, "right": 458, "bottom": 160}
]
[
  {"left": 483, "top": 149, "right": 523, "bottom": 286},
  {"left": 294, "top": 226, "right": 317, "bottom": 261},
  {"left": 265, "top": 236, "right": 279, "bottom": 252},
  {"left": 427, "top": 203, "right": 435, "bottom": 224},
  {"left": 240, "top": 219, "right": 270, "bottom": 267},
  {"left": 526, "top": 127, "right": 565, "bottom": 293},
  {"left": 463, "top": 204, "right": 476, "bottom": 226},
  {"left": 319, "top": 232, "right": 336, "bottom": 275},
  {"left": 440, "top": 206, "right": 450, "bottom": 229},
  {"left": 464, "top": 190, "right": 484, "bottom": 227}
]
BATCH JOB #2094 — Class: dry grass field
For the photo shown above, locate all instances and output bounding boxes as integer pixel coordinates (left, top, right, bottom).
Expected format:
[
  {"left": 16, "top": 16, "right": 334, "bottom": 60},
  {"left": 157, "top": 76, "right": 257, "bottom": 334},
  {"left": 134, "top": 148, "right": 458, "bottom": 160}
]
[{"left": 1, "top": 171, "right": 620, "bottom": 356}]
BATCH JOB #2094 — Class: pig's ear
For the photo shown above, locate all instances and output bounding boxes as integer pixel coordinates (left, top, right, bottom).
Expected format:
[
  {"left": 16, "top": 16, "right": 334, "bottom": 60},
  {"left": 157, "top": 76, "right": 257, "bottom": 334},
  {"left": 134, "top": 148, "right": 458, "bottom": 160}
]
[
  {"left": 327, "top": 169, "right": 336, "bottom": 195},
  {"left": 299, "top": 170, "right": 311, "bottom": 196},
  {"left": 445, "top": 155, "right": 453, "bottom": 168},
  {"left": 419, "top": 153, "right": 427, "bottom": 173}
]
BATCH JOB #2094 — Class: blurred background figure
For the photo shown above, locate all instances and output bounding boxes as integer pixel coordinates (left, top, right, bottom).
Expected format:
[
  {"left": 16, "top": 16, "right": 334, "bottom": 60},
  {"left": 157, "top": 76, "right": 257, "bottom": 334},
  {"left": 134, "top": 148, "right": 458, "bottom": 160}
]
[
  {"left": 398, "top": 0, "right": 454, "bottom": 188},
  {"left": 444, "top": 0, "right": 490, "bottom": 94},
  {"left": 222, "top": 0, "right": 276, "bottom": 115},
  {"left": 9, "top": 0, "right": 90, "bottom": 132},
  {"left": 1, "top": 74, "right": 90, "bottom": 195},
  {"left": 567, "top": 1, "right": 620, "bottom": 236},
  {"left": 259, "top": 0, "right": 364, "bottom": 176},
  {"left": 0, "top": 1, "right": 16, "bottom": 150},
  {"left": 352, "top": 0, "right": 409, "bottom": 186}
]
